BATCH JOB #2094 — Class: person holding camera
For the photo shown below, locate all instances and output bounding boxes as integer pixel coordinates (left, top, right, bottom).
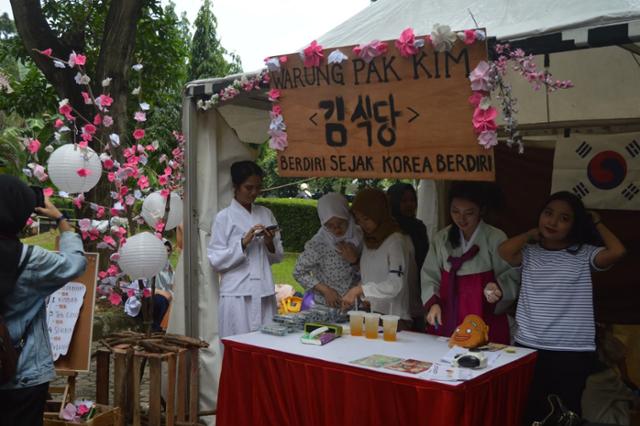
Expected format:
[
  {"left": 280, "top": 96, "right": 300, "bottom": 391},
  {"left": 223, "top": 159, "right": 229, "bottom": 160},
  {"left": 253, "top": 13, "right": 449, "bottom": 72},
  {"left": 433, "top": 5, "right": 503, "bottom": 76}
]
[
  {"left": 207, "top": 161, "right": 283, "bottom": 338},
  {"left": 0, "top": 175, "right": 87, "bottom": 426}
]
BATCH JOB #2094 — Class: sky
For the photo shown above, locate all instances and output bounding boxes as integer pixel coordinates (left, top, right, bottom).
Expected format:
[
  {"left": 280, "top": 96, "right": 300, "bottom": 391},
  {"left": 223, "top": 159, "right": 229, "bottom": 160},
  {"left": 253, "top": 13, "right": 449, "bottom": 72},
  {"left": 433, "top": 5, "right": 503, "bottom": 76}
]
[{"left": 0, "top": 0, "right": 370, "bottom": 72}]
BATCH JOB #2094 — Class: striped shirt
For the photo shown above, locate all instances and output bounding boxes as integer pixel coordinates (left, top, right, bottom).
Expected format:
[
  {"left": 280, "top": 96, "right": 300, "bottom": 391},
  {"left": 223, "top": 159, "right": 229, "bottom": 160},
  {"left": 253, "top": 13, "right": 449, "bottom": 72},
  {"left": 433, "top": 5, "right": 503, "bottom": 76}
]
[{"left": 515, "top": 243, "right": 604, "bottom": 351}]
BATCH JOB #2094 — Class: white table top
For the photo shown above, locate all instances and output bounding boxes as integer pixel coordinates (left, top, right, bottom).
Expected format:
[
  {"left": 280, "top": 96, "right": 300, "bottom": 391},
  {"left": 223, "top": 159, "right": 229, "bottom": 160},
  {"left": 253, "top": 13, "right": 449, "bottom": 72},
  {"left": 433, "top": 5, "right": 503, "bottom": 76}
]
[{"left": 223, "top": 330, "right": 536, "bottom": 386}]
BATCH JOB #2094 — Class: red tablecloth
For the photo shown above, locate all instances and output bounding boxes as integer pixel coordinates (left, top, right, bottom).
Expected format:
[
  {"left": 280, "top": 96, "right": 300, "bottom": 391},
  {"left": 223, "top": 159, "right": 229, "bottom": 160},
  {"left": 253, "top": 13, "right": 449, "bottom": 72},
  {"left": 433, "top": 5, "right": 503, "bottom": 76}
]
[{"left": 217, "top": 339, "right": 536, "bottom": 426}]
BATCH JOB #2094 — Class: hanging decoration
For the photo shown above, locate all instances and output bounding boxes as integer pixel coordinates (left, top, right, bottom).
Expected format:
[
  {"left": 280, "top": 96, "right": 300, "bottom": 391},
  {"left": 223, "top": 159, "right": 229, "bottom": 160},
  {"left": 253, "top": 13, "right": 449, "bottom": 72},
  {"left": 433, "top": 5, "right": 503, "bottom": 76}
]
[
  {"left": 47, "top": 143, "right": 102, "bottom": 193},
  {"left": 141, "top": 190, "right": 183, "bottom": 231},
  {"left": 117, "top": 232, "right": 168, "bottom": 280}
]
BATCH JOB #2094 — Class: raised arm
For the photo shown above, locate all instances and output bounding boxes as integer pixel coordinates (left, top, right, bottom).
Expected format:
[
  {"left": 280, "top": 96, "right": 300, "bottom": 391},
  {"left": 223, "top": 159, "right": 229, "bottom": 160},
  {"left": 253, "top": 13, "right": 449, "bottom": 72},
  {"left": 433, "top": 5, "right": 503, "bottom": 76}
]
[
  {"left": 591, "top": 213, "right": 626, "bottom": 269},
  {"left": 498, "top": 228, "right": 539, "bottom": 267}
]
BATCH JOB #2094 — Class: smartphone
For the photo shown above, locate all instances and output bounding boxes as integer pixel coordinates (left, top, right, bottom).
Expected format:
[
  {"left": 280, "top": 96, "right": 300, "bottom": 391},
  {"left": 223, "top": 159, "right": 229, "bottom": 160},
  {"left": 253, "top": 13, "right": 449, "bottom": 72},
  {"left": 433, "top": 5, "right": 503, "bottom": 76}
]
[
  {"left": 30, "top": 186, "right": 45, "bottom": 209},
  {"left": 265, "top": 225, "right": 279, "bottom": 232}
]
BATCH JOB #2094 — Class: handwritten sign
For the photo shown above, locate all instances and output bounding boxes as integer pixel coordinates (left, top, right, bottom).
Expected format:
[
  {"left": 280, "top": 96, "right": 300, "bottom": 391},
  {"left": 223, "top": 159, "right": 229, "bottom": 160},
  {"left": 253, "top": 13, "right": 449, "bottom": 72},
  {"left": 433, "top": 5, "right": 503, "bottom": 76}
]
[
  {"left": 271, "top": 33, "right": 494, "bottom": 180},
  {"left": 47, "top": 282, "right": 86, "bottom": 361}
]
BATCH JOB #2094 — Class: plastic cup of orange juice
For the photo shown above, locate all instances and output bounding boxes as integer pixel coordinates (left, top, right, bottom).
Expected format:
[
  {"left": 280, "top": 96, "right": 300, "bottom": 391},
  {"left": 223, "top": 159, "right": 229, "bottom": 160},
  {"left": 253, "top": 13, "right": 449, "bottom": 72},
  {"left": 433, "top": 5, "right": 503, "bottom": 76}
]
[
  {"left": 348, "top": 311, "right": 365, "bottom": 336},
  {"left": 381, "top": 315, "right": 400, "bottom": 341},
  {"left": 364, "top": 313, "right": 381, "bottom": 339}
]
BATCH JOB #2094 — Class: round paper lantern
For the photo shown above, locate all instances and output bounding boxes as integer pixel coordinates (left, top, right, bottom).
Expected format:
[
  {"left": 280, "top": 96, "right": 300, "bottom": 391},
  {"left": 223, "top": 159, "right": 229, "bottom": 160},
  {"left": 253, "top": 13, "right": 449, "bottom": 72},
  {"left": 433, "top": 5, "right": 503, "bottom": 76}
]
[
  {"left": 47, "top": 144, "right": 102, "bottom": 193},
  {"left": 141, "top": 191, "right": 183, "bottom": 231},
  {"left": 117, "top": 232, "right": 168, "bottom": 279}
]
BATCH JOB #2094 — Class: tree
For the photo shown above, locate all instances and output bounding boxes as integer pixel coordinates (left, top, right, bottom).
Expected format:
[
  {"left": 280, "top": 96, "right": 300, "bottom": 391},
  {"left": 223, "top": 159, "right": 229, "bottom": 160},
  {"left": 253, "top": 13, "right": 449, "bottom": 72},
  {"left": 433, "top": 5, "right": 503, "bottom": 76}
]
[{"left": 189, "top": 0, "right": 242, "bottom": 81}]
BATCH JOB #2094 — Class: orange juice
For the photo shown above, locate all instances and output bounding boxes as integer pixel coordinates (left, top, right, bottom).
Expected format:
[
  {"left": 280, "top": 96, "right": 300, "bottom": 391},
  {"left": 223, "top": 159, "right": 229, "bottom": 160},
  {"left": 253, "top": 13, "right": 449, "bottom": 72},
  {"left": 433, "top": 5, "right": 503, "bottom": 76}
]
[
  {"left": 364, "top": 313, "right": 380, "bottom": 339},
  {"left": 349, "top": 313, "right": 363, "bottom": 336},
  {"left": 381, "top": 315, "right": 399, "bottom": 342}
]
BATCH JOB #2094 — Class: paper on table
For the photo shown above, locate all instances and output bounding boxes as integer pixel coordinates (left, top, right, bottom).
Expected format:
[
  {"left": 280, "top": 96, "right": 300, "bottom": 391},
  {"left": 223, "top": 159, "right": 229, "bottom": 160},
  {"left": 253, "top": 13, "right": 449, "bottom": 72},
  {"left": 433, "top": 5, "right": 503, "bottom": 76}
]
[
  {"left": 423, "top": 363, "right": 474, "bottom": 381},
  {"left": 441, "top": 346, "right": 467, "bottom": 364}
]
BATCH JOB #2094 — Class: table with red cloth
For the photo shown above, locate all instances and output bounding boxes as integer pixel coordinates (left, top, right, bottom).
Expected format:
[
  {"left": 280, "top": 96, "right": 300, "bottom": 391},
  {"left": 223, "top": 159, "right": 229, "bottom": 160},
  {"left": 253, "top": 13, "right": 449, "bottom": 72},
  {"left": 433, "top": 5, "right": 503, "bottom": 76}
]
[{"left": 217, "top": 330, "right": 537, "bottom": 426}]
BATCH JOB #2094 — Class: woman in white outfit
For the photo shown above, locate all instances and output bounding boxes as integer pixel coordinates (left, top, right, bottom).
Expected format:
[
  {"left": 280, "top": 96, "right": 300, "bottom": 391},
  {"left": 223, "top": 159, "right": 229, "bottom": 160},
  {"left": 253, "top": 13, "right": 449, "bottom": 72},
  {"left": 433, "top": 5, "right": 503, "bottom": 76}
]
[{"left": 207, "top": 161, "right": 284, "bottom": 338}]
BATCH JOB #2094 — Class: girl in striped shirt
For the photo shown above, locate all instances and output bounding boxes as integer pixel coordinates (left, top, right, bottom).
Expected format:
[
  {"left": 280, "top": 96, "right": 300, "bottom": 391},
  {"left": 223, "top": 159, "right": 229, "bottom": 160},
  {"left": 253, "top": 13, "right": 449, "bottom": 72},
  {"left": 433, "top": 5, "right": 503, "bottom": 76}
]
[{"left": 499, "top": 191, "right": 626, "bottom": 423}]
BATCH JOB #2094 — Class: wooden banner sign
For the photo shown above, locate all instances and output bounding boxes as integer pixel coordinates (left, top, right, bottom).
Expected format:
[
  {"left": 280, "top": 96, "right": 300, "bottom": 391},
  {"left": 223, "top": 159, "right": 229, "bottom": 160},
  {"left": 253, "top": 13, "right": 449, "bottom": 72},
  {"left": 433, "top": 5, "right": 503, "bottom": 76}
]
[{"left": 270, "top": 32, "right": 494, "bottom": 181}]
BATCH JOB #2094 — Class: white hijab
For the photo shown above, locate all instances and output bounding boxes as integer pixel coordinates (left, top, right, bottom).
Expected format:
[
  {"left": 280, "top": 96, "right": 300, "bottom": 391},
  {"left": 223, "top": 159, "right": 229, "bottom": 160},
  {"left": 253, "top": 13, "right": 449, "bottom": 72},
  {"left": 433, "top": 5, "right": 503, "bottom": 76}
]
[{"left": 315, "top": 192, "right": 362, "bottom": 249}]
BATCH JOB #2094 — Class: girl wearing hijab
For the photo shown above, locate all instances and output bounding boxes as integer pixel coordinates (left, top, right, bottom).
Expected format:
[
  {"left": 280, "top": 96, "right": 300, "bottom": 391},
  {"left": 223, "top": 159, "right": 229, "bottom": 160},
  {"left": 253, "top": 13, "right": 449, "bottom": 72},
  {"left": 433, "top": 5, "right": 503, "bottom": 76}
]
[
  {"left": 421, "top": 182, "right": 519, "bottom": 344},
  {"left": 293, "top": 193, "right": 363, "bottom": 308},
  {"left": 208, "top": 161, "right": 284, "bottom": 338},
  {"left": 0, "top": 175, "right": 87, "bottom": 425},
  {"left": 341, "top": 188, "right": 417, "bottom": 326},
  {"left": 387, "top": 183, "right": 429, "bottom": 330}
]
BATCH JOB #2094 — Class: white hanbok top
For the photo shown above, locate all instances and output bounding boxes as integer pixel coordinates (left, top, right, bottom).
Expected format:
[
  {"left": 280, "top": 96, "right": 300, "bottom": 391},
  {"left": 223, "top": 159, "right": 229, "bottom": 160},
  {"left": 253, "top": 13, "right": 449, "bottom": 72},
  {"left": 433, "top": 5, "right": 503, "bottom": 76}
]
[
  {"left": 208, "top": 198, "right": 284, "bottom": 297},
  {"left": 360, "top": 232, "right": 414, "bottom": 320}
]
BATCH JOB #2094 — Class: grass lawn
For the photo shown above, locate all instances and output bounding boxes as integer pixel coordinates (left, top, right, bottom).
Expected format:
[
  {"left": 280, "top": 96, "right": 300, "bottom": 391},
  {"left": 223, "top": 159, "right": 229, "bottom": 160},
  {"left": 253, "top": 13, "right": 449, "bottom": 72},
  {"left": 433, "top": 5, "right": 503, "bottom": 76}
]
[{"left": 271, "top": 252, "right": 303, "bottom": 294}]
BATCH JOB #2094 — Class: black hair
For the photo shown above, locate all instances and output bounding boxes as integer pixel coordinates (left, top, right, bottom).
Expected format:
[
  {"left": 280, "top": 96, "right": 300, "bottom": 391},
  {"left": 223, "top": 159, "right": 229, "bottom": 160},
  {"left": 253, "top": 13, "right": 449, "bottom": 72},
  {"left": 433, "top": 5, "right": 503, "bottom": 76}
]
[
  {"left": 539, "top": 191, "right": 601, "bottom": 250},
  {"left": 386, "top": 182, "right": 416, "bottom": 218},
  {"left": 447, "top": 181, "right": 496, "bottom": 248},
  {"left": 230, "top": 161, "right": 264, "bottom": 188}
]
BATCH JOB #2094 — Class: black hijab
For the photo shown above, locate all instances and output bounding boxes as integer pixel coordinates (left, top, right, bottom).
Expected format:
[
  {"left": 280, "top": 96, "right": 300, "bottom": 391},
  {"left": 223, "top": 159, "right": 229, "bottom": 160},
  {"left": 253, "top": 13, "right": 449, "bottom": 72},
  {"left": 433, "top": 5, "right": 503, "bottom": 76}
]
[
  {"left": 387, "top": 183, "right": 429, "bottom": 270},
  {"left": 0, "top": 175, "right": 36, "bottom": 297}
]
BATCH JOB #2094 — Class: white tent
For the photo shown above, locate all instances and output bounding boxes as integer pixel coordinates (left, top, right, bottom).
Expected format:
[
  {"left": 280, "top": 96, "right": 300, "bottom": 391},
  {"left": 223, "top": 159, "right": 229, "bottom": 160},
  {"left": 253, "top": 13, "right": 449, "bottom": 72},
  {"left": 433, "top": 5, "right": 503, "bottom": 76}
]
[{"left": 172, "top": 0, "right": 640, "bottom": 418}]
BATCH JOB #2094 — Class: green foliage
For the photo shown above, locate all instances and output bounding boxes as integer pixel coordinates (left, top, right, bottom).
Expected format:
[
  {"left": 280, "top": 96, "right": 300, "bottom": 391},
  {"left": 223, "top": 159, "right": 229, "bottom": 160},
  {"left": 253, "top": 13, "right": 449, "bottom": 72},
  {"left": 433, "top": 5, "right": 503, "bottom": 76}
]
[
  {"left": 270, "top": 252, "right": 303, "bottom": 292},
  {"left": 256, "top": 143, "right": 299, "bottom": 197},
  {"left": 189, "top": 0, "right": 242, "bottom": 80},
  {"left": 256, "top": 197, "right": 319, "bottom": 252}
]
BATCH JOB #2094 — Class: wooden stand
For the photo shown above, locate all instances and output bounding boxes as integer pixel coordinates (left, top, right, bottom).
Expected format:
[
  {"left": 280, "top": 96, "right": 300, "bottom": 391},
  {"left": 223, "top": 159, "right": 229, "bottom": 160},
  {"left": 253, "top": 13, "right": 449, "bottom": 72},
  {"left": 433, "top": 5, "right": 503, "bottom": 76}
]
[{"left": 96, "top": 345, "right": 200, "bottom": 426}]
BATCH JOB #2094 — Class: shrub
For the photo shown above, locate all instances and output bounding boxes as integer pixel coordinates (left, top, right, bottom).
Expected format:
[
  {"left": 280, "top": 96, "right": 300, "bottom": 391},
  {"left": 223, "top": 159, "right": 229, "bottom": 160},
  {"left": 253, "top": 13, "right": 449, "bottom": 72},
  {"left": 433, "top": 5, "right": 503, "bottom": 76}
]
[{"left": 256, "top": 197, "right": 319, "bottom": 252}]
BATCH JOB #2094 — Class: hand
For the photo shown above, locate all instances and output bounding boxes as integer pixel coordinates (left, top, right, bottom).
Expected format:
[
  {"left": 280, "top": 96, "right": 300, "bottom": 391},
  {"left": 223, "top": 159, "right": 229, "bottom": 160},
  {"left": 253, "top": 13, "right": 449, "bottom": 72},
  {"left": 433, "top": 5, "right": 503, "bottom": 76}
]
[
  {"left": 318, "top": 285, "right": 342, "bottom": 308},
  {"left": 34, "top": 196, "right": 63, "bottom": 220},
  {"left": 336, "top": 241, "right": 358, "bottom": 264},
  {"left": 426, "top": 304, "right": 442, "bottom": 327},
  {"left": 527, "top": 228, "right": 541, "bottom": 242},
  {"left": 588, "top": 210, "right": 601, "bottom": 224},
  {"left": 484, "top": 282, "right": 502, "bottom": 304},
  {"left": 262, "top": 226, "right": 277, "bottom": 245},
  {"left": 242, "top": 224, "right": 264, "bottom": 249},
  {"left": 341, "top": 285, "right": 363, "bottom": 311}
]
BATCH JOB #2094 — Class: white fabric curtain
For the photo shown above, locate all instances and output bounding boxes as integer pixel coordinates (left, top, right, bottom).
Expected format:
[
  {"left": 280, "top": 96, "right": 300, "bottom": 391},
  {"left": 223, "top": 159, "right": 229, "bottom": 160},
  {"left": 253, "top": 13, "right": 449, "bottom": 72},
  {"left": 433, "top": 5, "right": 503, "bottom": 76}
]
[{"left": 169, "top": 104, "right": 260, "bottom": 423}]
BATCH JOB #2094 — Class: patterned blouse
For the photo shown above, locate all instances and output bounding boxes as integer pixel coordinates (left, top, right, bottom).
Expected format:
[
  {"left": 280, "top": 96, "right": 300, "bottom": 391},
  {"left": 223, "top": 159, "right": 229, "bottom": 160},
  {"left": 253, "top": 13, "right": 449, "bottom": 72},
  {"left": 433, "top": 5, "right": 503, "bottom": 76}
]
[{"left": 293, "top": 234, "right": 359, "bottom": 305}]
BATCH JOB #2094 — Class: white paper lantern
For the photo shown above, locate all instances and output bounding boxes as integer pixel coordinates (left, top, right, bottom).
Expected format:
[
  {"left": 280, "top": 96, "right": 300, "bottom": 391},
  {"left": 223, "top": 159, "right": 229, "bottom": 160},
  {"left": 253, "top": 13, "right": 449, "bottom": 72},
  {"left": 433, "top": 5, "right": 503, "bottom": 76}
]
[
  {"left": 117, "top": 232, "right": 168, "bottom": 279},
  {"left": 47, "top": 144, "right": 102, "bottom": 193},
  {"left": 141, "top": 191, "right": 183, "bottom": 231}
]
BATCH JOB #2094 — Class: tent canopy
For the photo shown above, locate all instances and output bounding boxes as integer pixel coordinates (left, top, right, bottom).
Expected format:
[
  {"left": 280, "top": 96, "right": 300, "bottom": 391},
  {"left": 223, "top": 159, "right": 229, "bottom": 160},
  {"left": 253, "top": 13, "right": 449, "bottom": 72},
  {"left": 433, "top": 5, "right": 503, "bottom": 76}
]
[{"left": 316, "top": 0, "right": 640, "bottom": 54}]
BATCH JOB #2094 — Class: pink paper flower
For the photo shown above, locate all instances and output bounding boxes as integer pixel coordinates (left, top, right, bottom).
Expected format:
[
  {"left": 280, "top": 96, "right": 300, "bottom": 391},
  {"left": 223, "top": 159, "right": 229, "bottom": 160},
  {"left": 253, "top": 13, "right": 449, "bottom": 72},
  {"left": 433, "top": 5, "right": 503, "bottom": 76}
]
[
  {"left": 83, "top": 124, "right": 97, "bottom": 135},
  {"left": 134, "top": 111, "right": 146, "bottom": 122},
  {"left": 353, "top": 40, "right": 388, "bottom": 63},
  {"left": 127, "top": 289, "right": 136, "bottom": 298},
  {"left": 54, "top": 118, "right": 64, "bottom": 128},
  {"left": 68, "top": 52, "right": 86, "bottom": 67},
  {"left": 268, "top": 129, "right": 288, "bottom": 151},
  {"left": 43, "top": 187, "right": 54, "bottom": 197},
  {"left": 267, "top": 89, "right": 281, "bottom": 102},
  {"left": 81, "top": 91, "right": 92, "bottom": 104},
  {"left": 395, "top": 28, "right": 418, "bottom": 57},
  {"left": 78, "top": 140, "right": 89, "bottom": 149},
  {"left": 33, "top": 164, "right": 48, "bottom": 182},
  {"left": 468, "top": 91, "right": 487, "bottom": 107},
  {"left": 158, "top": 175, "right": 168, "bottom": 185},
  {"left": 303, "top": 40, "right": 324, "bottom": 68},
  {"left": 96, "top": 94, "right": 113, "bottom": 108},
  {"left": 478, "top": 130, "right": 498, "bottom": 149},
  {"left": 26, "top": 138, "right": 41, "bottom": 154},
  {"left": 58, "top": 102, "right": 74, "bottom": 120},
  {"left": 272, "top": 105, "right": 282, "bottom": 115},
  {"left": 102, "top": 158, "right": 114, "bottom": 170},
  {"left": 93, "top": 113, "right": 102, "bottom": 126},
  {"left": 463, "top": 29, "right": 477, "bottom": 45},
  {"left": 143, "top": 288, "right": 152, "bottom": 298},
  {"left": 160, "top": 189, "right": 170, "bottom": 198},
  {"left": 96, "top": 206, "right": 105, "bottom": 218},
  {"left": 73, "top": 194, "right": 85, "bottom": 209},
  {"left": 137, "top": 175, "right": 149, "bottom": 190},
  {"left": 77, "top": 168, "right": 91, "bottom": 177},
  {"left": 103, "top": 115, "right": 113, "bottom": 127},
  {"left": 279, "top": 56, "right": 288, "bottom": 64},
  {"left": 469, "top": 61, "right": 492, "bottom": 92},
  {"left": 109, "top": 292, "right": 122, "bottom": 306},
  {"left": 472, "top": 107, "right": 498, "bottom": 133},
  {"left": 39, "top": 48, "right": 52, "bottom": 57},
  {"left": 133, "top": 128, "right": 145, "bottom": 140}
]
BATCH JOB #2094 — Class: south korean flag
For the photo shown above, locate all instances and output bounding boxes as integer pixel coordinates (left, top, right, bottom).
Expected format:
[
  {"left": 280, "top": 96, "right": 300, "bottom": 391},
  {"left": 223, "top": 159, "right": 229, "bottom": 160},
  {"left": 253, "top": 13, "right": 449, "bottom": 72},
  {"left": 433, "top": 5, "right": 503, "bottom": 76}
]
[{"left": 551, "top": 133, "right": 640, "bottom": 210}]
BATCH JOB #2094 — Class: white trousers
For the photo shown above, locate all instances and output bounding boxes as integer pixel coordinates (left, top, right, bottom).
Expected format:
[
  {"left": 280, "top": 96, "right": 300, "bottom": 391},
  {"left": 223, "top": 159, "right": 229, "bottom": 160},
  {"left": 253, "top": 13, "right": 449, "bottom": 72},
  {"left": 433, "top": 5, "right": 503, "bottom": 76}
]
[{"left": 218, "top": 294, "right": 276, "bottom": 338}]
